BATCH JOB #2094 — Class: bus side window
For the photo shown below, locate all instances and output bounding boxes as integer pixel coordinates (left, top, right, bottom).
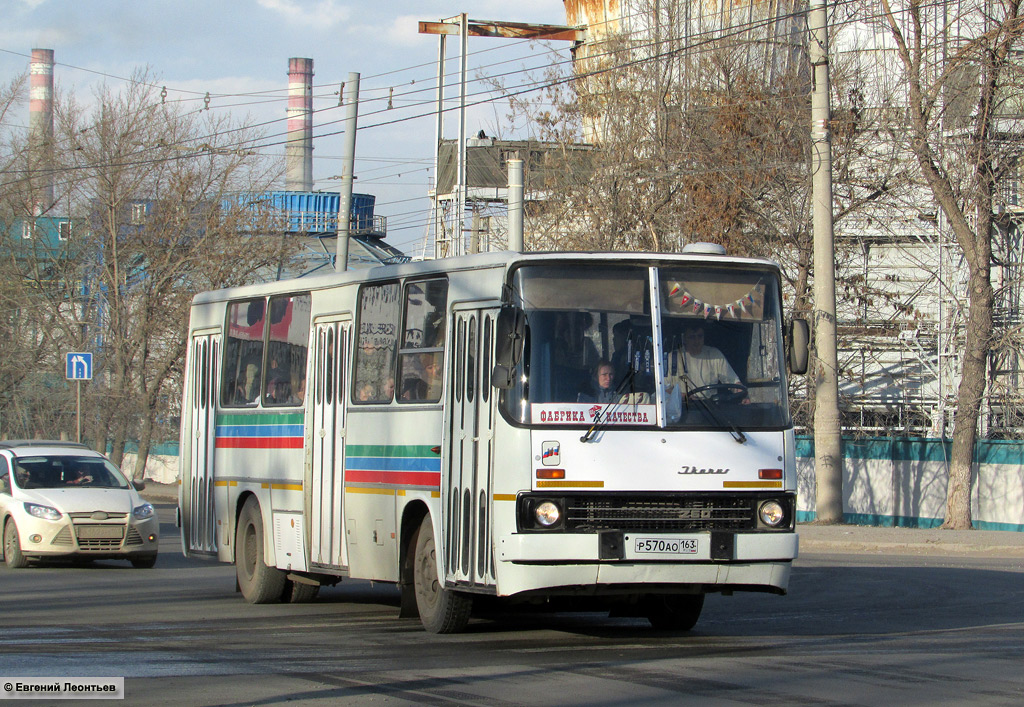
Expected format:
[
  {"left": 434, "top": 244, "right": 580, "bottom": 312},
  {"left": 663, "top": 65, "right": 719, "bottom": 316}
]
[
  {"left": 353, "top": 282, "right": 401, "bottom": 403},
  {"left": 263, "top": 293, "right": 311, "bottom": 407},
  {"left": 222, "top": 299, "right": 266, "bottom": 406},
  {"left": 397, "top": 278, "right": 448, "bottom": 403}
]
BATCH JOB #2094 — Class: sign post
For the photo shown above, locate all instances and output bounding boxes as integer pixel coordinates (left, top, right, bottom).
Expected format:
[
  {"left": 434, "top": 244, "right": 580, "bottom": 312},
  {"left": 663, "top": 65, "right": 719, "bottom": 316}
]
[{"left": 65, "top": 352, "right": 93, "bottom": 443}]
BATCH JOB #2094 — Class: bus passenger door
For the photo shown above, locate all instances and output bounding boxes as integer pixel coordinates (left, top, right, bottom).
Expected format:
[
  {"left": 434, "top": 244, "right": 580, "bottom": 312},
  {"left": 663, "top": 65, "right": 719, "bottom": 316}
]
[
  {"left": 446, "top": 307, "right": 499, "bottom": 588},
  {"left": 309, "top": 318, "right": 350, "bottom": 569},
  {"left": 185, "top": 331, "right": 219, "bottom": 555}
]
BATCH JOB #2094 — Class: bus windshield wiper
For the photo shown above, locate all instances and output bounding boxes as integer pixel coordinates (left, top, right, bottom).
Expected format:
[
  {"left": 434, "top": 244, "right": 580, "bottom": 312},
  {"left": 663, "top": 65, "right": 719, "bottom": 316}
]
[
  {"left": 580, "top": 368, "right": 638, "bottom": 443},
  {"left": 685, "top": 394, "right": 747, "bottom": 444}
]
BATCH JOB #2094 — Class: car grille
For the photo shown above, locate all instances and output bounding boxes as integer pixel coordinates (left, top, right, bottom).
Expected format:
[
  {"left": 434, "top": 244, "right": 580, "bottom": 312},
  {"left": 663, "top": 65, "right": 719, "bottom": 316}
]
[
  {"left": 124, "top": 526, "right": 144, "bottom": 546},
  {"left": 74, "top": 523, "right": 126, "bottom": 551},
  {"left": 51, "top": 526, "right": 74, "bottom": 546},
  {"left": 69, "top": 511, "right": 128, "bottom": 520}
]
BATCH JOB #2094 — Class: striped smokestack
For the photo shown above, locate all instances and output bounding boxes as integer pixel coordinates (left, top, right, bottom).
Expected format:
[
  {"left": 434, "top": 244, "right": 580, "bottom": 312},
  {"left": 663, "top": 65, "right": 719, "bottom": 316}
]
[
  {"left": 286, "top": 57, "right": 314, "bottom": 192},
  {"left": 29, "top": 48, "right": 55, "bottom": 215}
]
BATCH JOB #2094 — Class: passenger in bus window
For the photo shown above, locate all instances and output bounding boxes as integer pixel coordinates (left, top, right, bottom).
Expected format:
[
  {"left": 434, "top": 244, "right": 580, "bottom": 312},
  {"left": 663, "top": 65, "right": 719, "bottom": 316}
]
[
  {"left": 578, "top": 360, "right": 618, "bottom": 404},
  {"left": 357, "top": 382, "right": 375, "bottom": 401},
  {"left": 265, "top": 377, "right": 290, "bottom": 405},
  {"left": 383, "top": 377, "right": 395, "bottom": 400},
  {"left": 610, "top": 320, "right": 632, "bottom": 382},
  {"left": 421, "top": 354, "right": 442, "bottom": 399},
  {"left": 552, "top": 312, "right": 600, "bottom": 370},
  {"left": 288, "top": 377, "right": 306, "bottom": 405},
  {"left": 665, "top": 321, "right": 749, "bottom": 403}
]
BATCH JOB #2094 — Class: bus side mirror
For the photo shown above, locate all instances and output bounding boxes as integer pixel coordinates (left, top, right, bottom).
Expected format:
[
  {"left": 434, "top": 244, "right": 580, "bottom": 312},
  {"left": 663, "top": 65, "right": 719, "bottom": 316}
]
[
  {"left": 492, "top": 305, "right": 526, "bottom": 390},
  {"left": 788, "top": 319, "right": 809, "bottom": 374}
]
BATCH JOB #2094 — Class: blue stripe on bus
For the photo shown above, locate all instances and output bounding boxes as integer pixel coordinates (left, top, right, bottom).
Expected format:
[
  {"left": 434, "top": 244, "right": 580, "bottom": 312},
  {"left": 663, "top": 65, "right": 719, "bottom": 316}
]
[{"left": 345, "top": 456, "right": 441, "bottom": 472}]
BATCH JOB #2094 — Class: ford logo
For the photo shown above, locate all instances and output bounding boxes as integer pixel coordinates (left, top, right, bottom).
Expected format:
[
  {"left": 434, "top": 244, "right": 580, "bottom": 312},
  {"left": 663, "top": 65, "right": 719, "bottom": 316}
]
[{"left": 91, "top": 511, "right": 109, "bottom": 520}]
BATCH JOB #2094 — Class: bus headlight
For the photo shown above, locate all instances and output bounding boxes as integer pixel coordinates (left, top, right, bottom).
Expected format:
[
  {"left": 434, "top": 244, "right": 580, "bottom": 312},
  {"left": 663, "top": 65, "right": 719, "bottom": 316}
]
[
  {"left": 534, "top": 501, "right": 562, "bottom": 527},
  {"left": 758, "top": 500, "right": 786, "bottom": 528}
]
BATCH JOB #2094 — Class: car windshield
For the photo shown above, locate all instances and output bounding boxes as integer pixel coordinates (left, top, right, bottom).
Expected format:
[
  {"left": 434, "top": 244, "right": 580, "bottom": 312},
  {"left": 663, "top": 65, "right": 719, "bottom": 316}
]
[
  {"left": 13, "top": 455, "right": 130, "bottom": 490},
  {"left": 500, "top": 261, "right": 791, "bottom": 430}
]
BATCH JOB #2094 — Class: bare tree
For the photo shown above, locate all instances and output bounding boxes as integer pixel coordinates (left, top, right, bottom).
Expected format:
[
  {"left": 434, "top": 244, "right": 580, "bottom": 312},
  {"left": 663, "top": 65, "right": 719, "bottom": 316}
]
[
  {"left": 0, "top": 72, "right": 292, "bottom": 474},
  {"left": 875, "top": 0, "right": 1024, "bottom": 528}
]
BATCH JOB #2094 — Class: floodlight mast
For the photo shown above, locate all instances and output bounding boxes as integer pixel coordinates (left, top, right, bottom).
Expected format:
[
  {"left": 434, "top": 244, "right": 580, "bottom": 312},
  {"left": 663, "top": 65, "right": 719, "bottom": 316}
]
[{"left": 418, "top": 16, "right": 584, "bottom": 258}]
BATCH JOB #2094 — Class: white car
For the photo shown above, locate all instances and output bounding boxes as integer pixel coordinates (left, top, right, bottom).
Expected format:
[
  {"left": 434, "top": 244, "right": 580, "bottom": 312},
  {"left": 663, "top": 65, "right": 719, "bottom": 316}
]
[{"left": 0, "top": 441, "right": 159, "bottom": 568}]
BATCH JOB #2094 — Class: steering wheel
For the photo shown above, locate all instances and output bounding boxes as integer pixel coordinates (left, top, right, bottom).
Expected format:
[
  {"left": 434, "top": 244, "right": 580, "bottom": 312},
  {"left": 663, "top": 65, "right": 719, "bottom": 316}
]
[{"left": 686, "top": 383, "right": 749, "bottom": 404}]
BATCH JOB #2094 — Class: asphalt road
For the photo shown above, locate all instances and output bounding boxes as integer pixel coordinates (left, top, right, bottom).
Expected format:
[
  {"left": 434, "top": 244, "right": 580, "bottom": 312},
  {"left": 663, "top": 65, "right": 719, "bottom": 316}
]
[{"left": 2, "top": 503, "right": 1023, "bottom": 706}]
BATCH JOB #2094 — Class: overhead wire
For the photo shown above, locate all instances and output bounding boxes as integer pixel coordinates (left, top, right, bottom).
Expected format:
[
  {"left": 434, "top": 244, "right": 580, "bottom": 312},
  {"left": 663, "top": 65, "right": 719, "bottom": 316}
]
[{"left": 0, "top": 0, "right": 932, "bottom": 202}]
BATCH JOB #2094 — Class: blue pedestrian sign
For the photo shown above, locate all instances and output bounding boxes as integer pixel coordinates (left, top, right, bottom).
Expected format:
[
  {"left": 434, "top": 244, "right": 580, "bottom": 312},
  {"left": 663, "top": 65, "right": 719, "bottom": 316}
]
[{"left": 66, "top": 352, "right": 93, "bottom": 381}]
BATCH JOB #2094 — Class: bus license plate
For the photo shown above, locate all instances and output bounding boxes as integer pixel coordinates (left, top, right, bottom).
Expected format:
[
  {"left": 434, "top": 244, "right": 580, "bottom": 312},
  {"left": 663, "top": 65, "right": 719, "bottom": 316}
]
[{"left": 633, "top": 537, "right": 698, "bottom": 555}]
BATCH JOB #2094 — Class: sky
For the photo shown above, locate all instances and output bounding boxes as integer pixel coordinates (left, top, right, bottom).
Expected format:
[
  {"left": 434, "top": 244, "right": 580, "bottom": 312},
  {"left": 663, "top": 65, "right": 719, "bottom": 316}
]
[{"left": 0, "top": 0, "right": 575, "bottom": 254}]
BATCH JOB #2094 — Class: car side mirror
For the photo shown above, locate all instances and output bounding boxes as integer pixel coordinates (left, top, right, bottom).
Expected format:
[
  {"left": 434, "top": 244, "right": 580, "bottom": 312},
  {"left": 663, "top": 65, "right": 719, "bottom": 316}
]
[
  {"left": 132, "top": 479, "right": 147, "bottom": 492},
  {"left": 788, "top": 319, "right": 809, "bottom": 375}
]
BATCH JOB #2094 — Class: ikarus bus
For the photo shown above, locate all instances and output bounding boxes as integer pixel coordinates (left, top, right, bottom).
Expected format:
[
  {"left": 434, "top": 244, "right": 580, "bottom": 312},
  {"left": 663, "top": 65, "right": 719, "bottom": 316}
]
[{"left": 178, "top": 246, "right": 809, "bottom": 633}]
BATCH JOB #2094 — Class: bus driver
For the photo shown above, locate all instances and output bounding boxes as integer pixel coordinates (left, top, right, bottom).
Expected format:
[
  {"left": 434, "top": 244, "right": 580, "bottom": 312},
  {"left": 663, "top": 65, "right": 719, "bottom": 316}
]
[{"left": 665, "top": 321, "right": 749, "bottom": 404}]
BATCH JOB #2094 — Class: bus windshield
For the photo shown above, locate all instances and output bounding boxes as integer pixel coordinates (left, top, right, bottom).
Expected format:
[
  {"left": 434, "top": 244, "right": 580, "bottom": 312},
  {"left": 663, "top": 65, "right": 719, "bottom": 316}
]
[{"left": 502, "top": 262, "right": 790, "bottom": 430}]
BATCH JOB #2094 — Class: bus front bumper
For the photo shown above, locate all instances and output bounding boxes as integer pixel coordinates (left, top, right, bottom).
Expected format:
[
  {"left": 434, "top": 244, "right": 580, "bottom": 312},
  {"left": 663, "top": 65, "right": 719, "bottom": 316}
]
[{"left": 493, "top": 530, "right": 797, "bottom": 597}]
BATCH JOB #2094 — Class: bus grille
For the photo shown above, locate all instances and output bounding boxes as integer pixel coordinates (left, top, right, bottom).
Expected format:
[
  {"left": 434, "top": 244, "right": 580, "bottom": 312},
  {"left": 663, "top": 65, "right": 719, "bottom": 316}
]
[{"left": 563, "top": 495, "right": 758, "bottom": 532}]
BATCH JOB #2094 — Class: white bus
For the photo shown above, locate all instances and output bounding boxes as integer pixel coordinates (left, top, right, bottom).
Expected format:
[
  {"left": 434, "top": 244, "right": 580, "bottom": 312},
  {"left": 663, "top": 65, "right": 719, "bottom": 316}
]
[{"left": 178, "top": 247, "right": 809, "bottom": 633}]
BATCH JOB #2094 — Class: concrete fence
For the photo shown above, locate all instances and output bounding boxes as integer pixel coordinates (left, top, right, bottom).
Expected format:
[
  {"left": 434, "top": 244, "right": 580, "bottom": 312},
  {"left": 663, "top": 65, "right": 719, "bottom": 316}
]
[
  {"left": 797, "top": 437, "right": 1024, "bottom": 531},
  {"left": 130, "top": 436, "right": 1024, "bottom": 532}
]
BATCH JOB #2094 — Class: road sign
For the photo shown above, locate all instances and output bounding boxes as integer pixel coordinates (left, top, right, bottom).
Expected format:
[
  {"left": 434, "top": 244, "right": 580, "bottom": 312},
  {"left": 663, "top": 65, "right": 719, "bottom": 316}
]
[{"left": 66, "top": 352, "right": 93, "bottom": 381}]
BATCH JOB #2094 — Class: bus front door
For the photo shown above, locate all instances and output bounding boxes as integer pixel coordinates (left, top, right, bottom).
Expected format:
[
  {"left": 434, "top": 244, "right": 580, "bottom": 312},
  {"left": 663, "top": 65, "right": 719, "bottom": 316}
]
[
  {"left": 308, "top": 318, "right": 350, "bottom": 570},
  {"left": 185, "top": 331, "right": 219, "bottom": 555},
  {"left": 445, "top": 307, "right": 498, "bottom": 588}
]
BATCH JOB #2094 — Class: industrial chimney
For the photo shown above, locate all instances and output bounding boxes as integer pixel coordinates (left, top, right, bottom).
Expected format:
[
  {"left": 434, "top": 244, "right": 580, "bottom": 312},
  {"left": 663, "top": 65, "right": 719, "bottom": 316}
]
[
  {"left": 286, "top": 57, "right": 314, "bottom": 192},
  {"left": 29, "top": 48, "right": 55, "bottom": 215}
]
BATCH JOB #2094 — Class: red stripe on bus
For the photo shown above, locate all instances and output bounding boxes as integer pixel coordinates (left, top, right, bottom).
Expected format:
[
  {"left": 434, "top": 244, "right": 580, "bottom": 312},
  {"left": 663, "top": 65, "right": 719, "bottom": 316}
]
[
  {"left": 345, "top": 469, "right": 441, "bottom": 487},
  {"left": 215, "top": 437, "right": 304, "bottom": 449}
]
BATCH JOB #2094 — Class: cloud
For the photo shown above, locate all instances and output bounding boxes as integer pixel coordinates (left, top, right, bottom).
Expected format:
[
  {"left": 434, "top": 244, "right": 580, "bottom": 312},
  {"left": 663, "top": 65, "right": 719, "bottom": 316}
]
[
  {"left": 384, "top": 15, "right": 434, "bottom": 48},
  {"left": 256, "top": 0, "right": 351, "bottom": 28}
]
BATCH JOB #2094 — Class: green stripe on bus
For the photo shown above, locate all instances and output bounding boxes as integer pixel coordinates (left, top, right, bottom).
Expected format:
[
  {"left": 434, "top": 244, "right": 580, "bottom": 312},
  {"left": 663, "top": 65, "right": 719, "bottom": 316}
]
[
  {"left": 216, "top": 412, "right": 304, "bottom": 425},
  {"left": 346, "top": 444, "right": 438, "bottom": 457}
]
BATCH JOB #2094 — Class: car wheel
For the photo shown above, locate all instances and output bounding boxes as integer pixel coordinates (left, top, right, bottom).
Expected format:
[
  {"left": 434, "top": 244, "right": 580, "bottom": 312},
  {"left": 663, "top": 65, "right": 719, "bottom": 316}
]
[
  {"left": 412, "top": 515, "right": 471, "bottom": 633},
  {"left": 235, "top": 496, "right": 286, "bottom": 603},
  {"left": 130, "top": 554, "right": 158, "bottom": 569},
  {"left": 3, "top": 519, "right": 30, "bottom": 569},
  {"left": 644, "top": 593, "right": 705, "bottom": 631}
]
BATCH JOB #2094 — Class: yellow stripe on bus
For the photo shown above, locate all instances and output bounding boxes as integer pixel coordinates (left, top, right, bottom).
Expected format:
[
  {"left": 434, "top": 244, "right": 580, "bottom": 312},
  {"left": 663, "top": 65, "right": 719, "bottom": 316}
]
[
  {"left": 493, "top": 494, "right": 517, "bottom": 502},
  {"left": 260, "top": 483, "right": 303, "bottom": 491},
  {"left": 213, "top": 480, "right": 238, "bottom": 487},
  {"left": 723, "top": 481, "right": 784, "bottom": 489},
  {"left": 345, "top": 487, "right": 397, "bottom": 496},
  {"left": 396, "top": 490, "right": 441, "bottom": 498},
  {"left": 537, "top": 480, "right": 605, "bottom": 488}
]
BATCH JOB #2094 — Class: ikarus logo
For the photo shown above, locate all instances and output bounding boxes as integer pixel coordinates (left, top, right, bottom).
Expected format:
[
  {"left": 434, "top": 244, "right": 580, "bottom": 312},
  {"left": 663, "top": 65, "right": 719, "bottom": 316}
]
[{"left": 678, "top": 465, "right": 729, "bottom": 475}]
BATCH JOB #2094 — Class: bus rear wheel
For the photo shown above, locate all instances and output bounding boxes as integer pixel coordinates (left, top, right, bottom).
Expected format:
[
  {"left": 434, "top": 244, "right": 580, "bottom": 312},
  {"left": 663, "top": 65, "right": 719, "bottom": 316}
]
[
  {"left": 282, "top": 579, "right": 320, "bottom": 603},
  {"left": 412, "top": 516, "right": 471, "bottom": 634},
  {"left": 644, "top": 593, "right": 705, "bottom": 631},
  {"left": 235, "top": 496, "right": 286, "bottom": 603}
]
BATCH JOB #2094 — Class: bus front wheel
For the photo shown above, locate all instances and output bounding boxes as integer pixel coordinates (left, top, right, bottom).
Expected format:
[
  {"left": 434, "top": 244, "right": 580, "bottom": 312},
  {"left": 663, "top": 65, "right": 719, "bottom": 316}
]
[
  {"left": 412, "top": 516, "right": 472, "bottom": 633},
  {"left": 235, "top": 497, "right": 286, "bottom": 603}
]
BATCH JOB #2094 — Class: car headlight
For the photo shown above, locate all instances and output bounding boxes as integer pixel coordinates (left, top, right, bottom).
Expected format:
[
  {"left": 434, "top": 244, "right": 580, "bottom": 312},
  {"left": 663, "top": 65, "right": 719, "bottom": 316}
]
[
  {"left": 25, "top": 502, "right": 62, "bottom": 521},
  {"left": 534, "top": 500, "right": 562, "bottom": 527},
  {"left": 759, "top": 500, "right": 786, "bottom": 528},
  {"left": 133, "top": 503, "right": 155, "bottom": 520}
]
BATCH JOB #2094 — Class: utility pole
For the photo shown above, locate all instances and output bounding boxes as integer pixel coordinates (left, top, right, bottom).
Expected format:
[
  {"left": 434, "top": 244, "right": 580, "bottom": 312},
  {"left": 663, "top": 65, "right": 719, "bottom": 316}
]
[
  {"left": 508, "top": 158, "right": 524, "bottom": 251},
  {"left": 809, "top": 0, "right": 843, "bottom": 523},
  {"left": 336, "top": 72, "right": 360, "bottom": 272}
]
